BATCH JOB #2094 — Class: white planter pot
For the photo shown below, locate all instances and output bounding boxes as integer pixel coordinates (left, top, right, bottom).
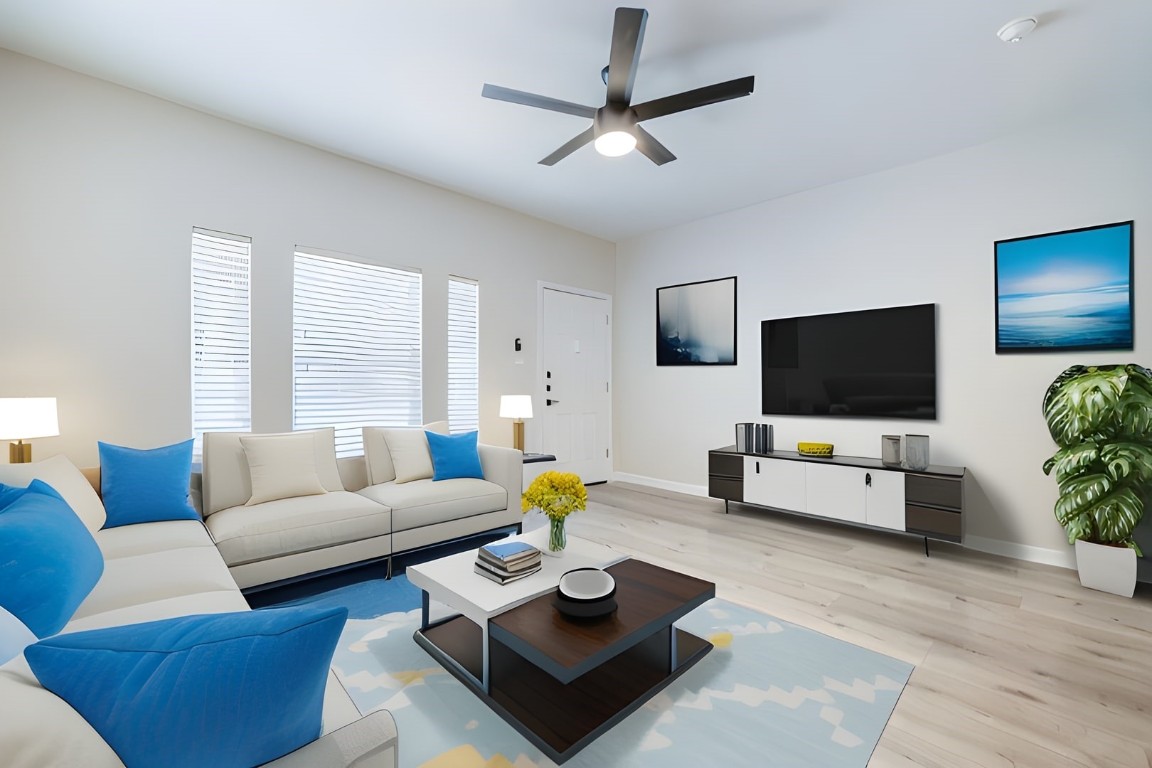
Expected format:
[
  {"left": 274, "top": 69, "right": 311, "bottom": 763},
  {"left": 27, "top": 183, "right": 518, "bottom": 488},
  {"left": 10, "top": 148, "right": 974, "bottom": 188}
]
[{"left": 1074, "top": 540, "right": 1137, "bottom": 598}]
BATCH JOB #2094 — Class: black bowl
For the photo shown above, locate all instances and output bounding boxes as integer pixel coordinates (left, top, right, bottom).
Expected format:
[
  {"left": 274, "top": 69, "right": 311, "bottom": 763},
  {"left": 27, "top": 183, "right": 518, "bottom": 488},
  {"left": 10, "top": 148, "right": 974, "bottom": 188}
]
[
  {"left": 553, "top": 595, "right": 617, "bottom": 619},
  {"left": 556, "top": 568, "right": 616, "bottom": 604}
]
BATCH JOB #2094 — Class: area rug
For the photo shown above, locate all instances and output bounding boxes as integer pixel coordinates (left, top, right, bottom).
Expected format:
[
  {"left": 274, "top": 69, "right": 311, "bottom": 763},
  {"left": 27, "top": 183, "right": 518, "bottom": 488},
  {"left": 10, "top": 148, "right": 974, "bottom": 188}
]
[{"left": 296, "top": 574, "right": 912, "bottom": 768}]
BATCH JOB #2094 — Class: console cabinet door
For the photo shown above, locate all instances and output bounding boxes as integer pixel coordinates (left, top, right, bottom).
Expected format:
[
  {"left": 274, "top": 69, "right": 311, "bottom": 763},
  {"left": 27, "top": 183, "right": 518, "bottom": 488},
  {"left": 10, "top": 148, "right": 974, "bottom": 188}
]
[
  {"left": 743, "top": 456, "right": 806, "bottom": 512},
  {"left": 805, "top": 463, "right": 866, "bottom": 524},
  {"left": 865, "top": 469, "right": 906, "bottom": 531}
]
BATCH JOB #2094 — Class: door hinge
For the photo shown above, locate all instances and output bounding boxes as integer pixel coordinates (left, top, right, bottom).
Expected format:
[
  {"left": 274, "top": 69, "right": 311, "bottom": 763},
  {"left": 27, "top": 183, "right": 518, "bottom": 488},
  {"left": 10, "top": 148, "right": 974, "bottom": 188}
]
[{"left": 606, "top": 448, "right": 609, "bottom": 458}]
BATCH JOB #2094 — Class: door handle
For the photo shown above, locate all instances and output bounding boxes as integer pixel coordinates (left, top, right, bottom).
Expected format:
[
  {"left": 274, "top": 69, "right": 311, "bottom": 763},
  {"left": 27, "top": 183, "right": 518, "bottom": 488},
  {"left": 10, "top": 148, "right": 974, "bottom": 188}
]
[
  {"left": 547, "top": 399, "right": 560, "bottom": 406},
  {"left": 865, "top": 472, "right": 872, "bottom": 486}
]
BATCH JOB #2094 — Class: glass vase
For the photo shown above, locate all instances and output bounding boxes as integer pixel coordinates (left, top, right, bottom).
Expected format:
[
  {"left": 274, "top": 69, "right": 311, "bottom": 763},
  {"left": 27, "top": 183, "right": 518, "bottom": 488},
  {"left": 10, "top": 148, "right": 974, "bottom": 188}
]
[{"left": 547, "top": 515, "right": 567, "bottom": 554}]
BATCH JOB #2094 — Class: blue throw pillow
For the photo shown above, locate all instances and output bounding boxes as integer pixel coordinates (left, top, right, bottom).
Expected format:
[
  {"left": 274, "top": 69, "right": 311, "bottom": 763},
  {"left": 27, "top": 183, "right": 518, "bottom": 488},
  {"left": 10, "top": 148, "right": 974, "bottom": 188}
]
[
  {"left": 0, "top": 482, "right": 104, "bottom": 637},
  {"left": 426, "top": 430, "right": 485, "bottom": 481},
  {"left": 0, "top": 477, "right": 65, "bottom": 510},
  {"left": 0, "top": 605, "right": 36, "bottom": 665},
  {"left": 98, "top": 439, "right": 199, "bottom": 528},
  {"left": 26, "top": 605, "right": 348, "bottom": 768}
]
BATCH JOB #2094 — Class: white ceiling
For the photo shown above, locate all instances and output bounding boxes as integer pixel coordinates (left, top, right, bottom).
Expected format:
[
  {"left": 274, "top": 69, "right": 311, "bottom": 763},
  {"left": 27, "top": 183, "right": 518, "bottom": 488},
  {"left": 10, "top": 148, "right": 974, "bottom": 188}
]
[{"left": 2, "top": 1, "right": 1150, "bottom": 241}]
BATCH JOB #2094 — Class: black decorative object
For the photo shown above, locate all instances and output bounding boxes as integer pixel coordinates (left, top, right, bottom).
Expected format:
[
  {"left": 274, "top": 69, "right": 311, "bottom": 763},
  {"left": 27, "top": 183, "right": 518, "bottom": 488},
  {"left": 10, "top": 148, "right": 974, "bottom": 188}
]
[
  {"left": 761, "top": 303, "right": 936, "bottom": 420},
  {"left": 657, "top": 276, "right": 736, "bottom": 366},
  {"left": 554, "top": 568, "right": 617, "bottom": 618}
]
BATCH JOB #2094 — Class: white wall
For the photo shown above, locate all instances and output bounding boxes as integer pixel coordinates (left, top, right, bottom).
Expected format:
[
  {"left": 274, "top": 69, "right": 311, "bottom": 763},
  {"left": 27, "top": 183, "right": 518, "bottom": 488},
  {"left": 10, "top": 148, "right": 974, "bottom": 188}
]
[
  {"left": 0, "top": 50, "right": 614, "bottom": 465},
  {"left": 614, "top": 105, "right": 1152, "bottom": 563}
]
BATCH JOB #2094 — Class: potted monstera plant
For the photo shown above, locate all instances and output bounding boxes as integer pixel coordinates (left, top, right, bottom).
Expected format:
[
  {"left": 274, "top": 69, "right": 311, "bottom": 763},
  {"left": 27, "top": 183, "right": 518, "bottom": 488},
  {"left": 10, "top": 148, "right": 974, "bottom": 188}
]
[{"left": 1042, "top": 364, "right": 1152, "bottom": 597}]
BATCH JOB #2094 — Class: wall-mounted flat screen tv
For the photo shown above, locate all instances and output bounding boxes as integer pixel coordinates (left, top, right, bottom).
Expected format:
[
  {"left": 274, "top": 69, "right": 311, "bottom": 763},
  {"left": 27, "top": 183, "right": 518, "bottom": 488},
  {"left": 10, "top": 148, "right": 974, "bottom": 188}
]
[{"left": 761, "top": 303, "right": 937, "bottom": 420}]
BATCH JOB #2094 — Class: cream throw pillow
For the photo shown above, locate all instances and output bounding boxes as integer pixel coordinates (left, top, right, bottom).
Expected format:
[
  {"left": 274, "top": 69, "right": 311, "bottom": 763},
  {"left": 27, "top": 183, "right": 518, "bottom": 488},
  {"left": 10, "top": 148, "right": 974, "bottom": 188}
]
[
  {"left": 240, "top": 433, "right": 327, "bottom": 505},
  {"left": 381, "top": 422, "right": 449, "bottom": 484}
]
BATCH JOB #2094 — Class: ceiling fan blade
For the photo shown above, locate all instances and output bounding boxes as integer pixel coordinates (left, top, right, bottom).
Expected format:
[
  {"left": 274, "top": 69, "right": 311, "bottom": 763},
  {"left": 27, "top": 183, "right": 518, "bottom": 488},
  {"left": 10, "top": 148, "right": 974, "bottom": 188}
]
[
  {"left": 632, "top": 75, "right": 755, "bottom": 123},
  {"left": 539, "top": 127, "right": 596, "bottom": 166},
  {"left": 605, "top": 7, "right": 647, "bottom": 105},
  {"left": 634, "top": 126, "right": 676, "bottom": 166},
  {"left": 482, "top": 84, "right": 597, "bottom": 119}
]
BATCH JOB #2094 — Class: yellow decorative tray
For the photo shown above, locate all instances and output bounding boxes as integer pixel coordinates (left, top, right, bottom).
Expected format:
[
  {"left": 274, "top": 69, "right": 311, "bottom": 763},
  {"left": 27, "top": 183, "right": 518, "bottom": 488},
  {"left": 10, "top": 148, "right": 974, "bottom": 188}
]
[{"left": 797, "top": 442, "right": 834, "bottom": 457}]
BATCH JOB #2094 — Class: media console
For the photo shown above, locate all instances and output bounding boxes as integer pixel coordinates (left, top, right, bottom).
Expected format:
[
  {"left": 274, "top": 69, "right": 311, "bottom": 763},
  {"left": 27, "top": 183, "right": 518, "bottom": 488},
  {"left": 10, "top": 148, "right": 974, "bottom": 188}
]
[{"left": 708, "top": 445, "right": 965, "bottom": 547}]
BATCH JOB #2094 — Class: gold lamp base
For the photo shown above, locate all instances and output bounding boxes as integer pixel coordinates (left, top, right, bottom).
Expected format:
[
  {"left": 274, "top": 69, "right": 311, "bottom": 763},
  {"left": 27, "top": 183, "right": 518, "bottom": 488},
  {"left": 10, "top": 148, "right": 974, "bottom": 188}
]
[
  {"left": 9, "top": 440, "right": 32, "bottom": 464},
  {"left": 512, "top": 420, "right": 525, "bottom": 453}
]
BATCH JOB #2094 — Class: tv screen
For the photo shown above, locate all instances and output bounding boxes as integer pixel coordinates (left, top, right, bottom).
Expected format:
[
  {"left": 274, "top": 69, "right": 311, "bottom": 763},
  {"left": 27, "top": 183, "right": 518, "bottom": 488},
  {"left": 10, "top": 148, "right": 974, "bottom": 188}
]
[{"left": 761, "top": 303, "right": 937, "bottom": 420}]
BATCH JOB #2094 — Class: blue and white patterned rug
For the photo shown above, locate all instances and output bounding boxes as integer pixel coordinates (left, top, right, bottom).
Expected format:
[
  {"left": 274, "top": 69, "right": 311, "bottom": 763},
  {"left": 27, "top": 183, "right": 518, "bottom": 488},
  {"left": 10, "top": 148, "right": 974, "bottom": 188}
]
[{"left": 299, "top": 573, "right": 912, "bottom": 768}]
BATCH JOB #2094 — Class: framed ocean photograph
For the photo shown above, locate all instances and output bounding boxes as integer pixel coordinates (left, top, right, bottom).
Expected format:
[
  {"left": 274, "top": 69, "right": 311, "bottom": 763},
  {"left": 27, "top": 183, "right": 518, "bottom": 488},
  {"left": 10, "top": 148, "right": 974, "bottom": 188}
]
[
  {"left": 995, "top": 221, "right": 1134, "bottom": 353},
  {"left": 656, "top": 276, "right": 737, "bottom": 366}
]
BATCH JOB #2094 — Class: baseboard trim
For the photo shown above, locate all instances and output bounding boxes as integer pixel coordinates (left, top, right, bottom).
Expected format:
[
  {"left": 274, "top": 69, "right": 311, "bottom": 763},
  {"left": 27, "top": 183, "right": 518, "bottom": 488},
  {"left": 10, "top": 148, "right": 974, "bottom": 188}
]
[
  {"left": 962, "top": 535, "right": 1075, "bottom": 571},
  {"left": 611, "top": 472, "right": 1076, "bottom": 572},
  {"left": 611, "top": 472, "right": 709, "bottom": 498}
]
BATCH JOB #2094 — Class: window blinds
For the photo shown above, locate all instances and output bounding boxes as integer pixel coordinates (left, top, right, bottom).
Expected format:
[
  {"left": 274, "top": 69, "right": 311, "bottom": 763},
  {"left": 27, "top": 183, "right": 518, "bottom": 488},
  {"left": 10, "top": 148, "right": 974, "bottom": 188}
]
[
  {"left": 447, "top": 277, "right": 479, "bottom": 433},
  {"left": 191, "top": 228, "right": 252, "bottom": 459},
  {"left": 292, "top": 250, "right": 422, "bottom": 457}
]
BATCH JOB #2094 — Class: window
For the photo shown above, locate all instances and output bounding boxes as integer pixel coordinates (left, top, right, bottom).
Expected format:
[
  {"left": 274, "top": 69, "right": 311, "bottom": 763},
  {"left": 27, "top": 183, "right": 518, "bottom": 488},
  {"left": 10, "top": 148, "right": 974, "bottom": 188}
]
[
  {"left": 191, "top": 228, "right": 251, "bottom": 459},
  {"left": 447, "top": 277, "right": 479, "bottom": 433},
  {"left": 293, "top": 250, "right": 422, "bottom": 457}
]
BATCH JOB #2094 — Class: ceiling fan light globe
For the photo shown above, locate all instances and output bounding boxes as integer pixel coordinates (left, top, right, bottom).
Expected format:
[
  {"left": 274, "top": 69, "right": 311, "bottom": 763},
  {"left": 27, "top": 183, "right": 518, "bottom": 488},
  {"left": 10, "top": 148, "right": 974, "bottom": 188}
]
[{"left": 594, "top": 130, "right": 637, "bottom": 157}]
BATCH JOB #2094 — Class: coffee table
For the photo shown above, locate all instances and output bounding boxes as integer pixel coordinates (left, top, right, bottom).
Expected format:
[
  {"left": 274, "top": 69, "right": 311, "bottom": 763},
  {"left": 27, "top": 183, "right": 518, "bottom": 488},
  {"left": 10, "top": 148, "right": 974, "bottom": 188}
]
[{"left": 407, "top": 535, "right": 716, "bottom": 764}]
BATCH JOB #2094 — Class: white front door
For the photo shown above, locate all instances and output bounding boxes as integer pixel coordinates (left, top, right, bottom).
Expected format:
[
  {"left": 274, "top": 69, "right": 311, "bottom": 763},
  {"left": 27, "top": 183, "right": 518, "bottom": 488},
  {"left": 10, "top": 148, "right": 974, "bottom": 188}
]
[{"left": 539, "top": 286, "right": 611, "bottom": 483}]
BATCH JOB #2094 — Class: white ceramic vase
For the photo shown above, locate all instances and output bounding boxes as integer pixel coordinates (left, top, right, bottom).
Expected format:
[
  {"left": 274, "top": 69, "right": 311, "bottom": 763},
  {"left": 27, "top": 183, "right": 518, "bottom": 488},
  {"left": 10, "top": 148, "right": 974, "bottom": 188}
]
[{"left": 1074, "top": 539, "right": 1137, "bottom": 598}]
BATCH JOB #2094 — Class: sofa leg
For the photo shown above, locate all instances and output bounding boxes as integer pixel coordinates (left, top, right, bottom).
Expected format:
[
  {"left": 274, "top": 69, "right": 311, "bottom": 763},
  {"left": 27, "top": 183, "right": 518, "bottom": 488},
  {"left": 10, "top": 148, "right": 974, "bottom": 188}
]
[{"left": 385, "top": 555, "right": 393, "bottom": 580}]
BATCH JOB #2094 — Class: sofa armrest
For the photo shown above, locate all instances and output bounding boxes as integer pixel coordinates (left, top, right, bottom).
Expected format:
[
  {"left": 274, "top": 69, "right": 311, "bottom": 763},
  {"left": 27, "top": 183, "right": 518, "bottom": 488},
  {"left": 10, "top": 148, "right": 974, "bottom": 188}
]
[
  {"left": 260, "top": 711, "right": 397, "bottom": 768},
  {"left": 478, "top": 443, "right": 523, "bottom": 513}
]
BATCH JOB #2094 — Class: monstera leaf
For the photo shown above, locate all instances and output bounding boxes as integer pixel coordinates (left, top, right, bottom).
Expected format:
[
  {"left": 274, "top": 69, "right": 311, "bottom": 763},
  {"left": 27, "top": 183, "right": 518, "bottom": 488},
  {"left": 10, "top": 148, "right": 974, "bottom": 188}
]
[
  {"left": 1042, "top": 364, "right": 1152, "bottom": 552},
  {"left": 1043, "top": 365, "right": 1126, "bottom": 446},
  {"left": 1042, "top": 442, "right": 1100, "bottom": 484},
  {"left": 1100, "top": 442, "right": 1152, "bottom": 485},
  {"left": 1114, "top": 366, "right": 1152, "bottom": 439},
  {"left": 1054, "top": 473, "right": 1113, "bottom": 522}
]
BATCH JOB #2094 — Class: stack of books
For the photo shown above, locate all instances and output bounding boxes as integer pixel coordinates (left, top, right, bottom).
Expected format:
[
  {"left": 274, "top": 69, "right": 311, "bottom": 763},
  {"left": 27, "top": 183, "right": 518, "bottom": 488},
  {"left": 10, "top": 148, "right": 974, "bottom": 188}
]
[{"left": 474, "top": 541, "right": 542, "bottom": 584}]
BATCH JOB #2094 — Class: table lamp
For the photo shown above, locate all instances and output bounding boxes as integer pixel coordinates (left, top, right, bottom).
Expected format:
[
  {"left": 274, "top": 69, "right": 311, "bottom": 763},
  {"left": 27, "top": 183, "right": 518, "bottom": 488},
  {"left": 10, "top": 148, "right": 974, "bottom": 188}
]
[
  {"left": 0, "top": 397, "right": 60, "bottom": 463},
  {"left": 499, "top": 395, "right": 533, "bottom": 452}
]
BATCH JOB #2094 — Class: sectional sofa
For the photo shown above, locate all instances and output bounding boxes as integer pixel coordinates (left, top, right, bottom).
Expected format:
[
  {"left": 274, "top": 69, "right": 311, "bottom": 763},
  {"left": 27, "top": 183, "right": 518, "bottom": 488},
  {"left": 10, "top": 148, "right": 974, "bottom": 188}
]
[
  {"left": 0, "top": 453, "right": 397, "bottom": 767},
  {"left": 1, "top": 424, "right": 522, "bottom": 767}
]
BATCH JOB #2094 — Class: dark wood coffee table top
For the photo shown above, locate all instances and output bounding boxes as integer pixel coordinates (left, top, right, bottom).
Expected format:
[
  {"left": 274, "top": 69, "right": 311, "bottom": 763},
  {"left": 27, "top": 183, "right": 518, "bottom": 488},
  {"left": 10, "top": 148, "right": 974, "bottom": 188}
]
[
  {"left": 416, "top": 556, "right": 717, "bottom": 763},
  {"left": 488, "top": 558, "right": 715, "bottom": 683}
]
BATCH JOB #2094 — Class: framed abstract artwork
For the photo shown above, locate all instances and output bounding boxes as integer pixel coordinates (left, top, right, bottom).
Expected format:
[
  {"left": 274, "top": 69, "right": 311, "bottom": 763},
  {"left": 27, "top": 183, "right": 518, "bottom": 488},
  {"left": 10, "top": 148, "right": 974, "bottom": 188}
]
[
  {"left": 995, "top": 221, "right": 1134, "bottom": 353},
  {"left": 656, "top": 276, "right": 736, "bottom": 366}
]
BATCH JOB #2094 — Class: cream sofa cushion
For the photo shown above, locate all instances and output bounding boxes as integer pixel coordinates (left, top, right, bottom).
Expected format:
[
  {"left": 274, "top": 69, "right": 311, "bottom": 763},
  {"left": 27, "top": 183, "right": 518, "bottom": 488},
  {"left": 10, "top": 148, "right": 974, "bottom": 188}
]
[
  {"left": 202, "top": 428, "right": 342, "bottom": 516},
  {"left": 64, "top": 590, "right": 252, "bottom": 634},
  {"left": 241, "top": 432, "right": 328, "bottom": 505},
  {"left": 0, "top": 658, "right": 124, "bottom": 768},
  {"left": 73, "top": 545, "right": 240, "bottom": 621},
  {"left": 363, "top": 422, "right": 448, "bottom": 484},
  {"left": 357, "top": 477, "right": 506, "bottom": 533},
  {"left": 0, "top": 454, "right": 106, "bottom": 533},
  {"left": 206, "top": 491, "right": 391, "bottom": 567},
  {"left": 95, "top": 519, "right": 215, "bottom": 560}
]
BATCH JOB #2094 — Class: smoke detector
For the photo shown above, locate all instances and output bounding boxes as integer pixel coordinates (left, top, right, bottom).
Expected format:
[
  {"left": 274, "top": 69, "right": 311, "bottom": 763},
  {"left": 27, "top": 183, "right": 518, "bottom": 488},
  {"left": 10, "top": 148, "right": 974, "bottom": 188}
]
[{"left": 997, "top": 17, "right": 1037, "bottom": 43}]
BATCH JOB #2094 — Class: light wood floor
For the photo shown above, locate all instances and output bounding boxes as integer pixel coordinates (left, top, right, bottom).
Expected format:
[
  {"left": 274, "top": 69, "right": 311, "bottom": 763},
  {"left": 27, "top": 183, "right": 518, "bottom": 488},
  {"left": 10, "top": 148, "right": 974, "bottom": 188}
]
[{"left": 573, "top": 482, "right": 1152, "bottom": 768}]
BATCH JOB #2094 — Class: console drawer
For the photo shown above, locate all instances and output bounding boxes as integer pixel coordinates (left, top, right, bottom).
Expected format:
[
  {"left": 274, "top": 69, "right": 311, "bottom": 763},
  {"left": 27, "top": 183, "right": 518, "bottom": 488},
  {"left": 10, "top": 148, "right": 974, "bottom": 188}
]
[
  {"left": 708, "top": 476, "right": 743, "bottom": 502},
  {"left": 905, "top": 474, "right": 962, "bottom": 510},
  {"left": 709, "top": 452, "right": 743, "bottom": 478},
  {"left": 906, "top": 504, "right": 961, "bottom": 541}
]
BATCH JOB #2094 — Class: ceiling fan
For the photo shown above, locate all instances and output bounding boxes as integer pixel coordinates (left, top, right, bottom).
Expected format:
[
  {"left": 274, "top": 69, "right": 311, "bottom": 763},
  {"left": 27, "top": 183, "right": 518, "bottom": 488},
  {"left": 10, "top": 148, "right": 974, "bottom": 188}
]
[{"left": 481, "top": 7, "right": 754, "bottom": 166}]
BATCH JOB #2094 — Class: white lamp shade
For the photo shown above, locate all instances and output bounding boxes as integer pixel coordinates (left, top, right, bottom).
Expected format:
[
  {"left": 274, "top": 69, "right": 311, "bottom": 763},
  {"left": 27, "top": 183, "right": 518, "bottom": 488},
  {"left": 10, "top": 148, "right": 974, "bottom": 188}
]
[
  {"left": 0, "top": 398, "right": 60, "bottom": 440},
  {"left": 499, "top": 395, "right": 534, "bottom": 420}
]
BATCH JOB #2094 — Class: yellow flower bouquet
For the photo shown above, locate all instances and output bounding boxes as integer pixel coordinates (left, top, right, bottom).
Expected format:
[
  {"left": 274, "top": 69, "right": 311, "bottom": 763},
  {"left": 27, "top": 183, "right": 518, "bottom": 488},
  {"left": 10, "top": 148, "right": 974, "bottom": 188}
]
[{"left": 522, "top": 471, "right": 587, "bottom": 552}]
